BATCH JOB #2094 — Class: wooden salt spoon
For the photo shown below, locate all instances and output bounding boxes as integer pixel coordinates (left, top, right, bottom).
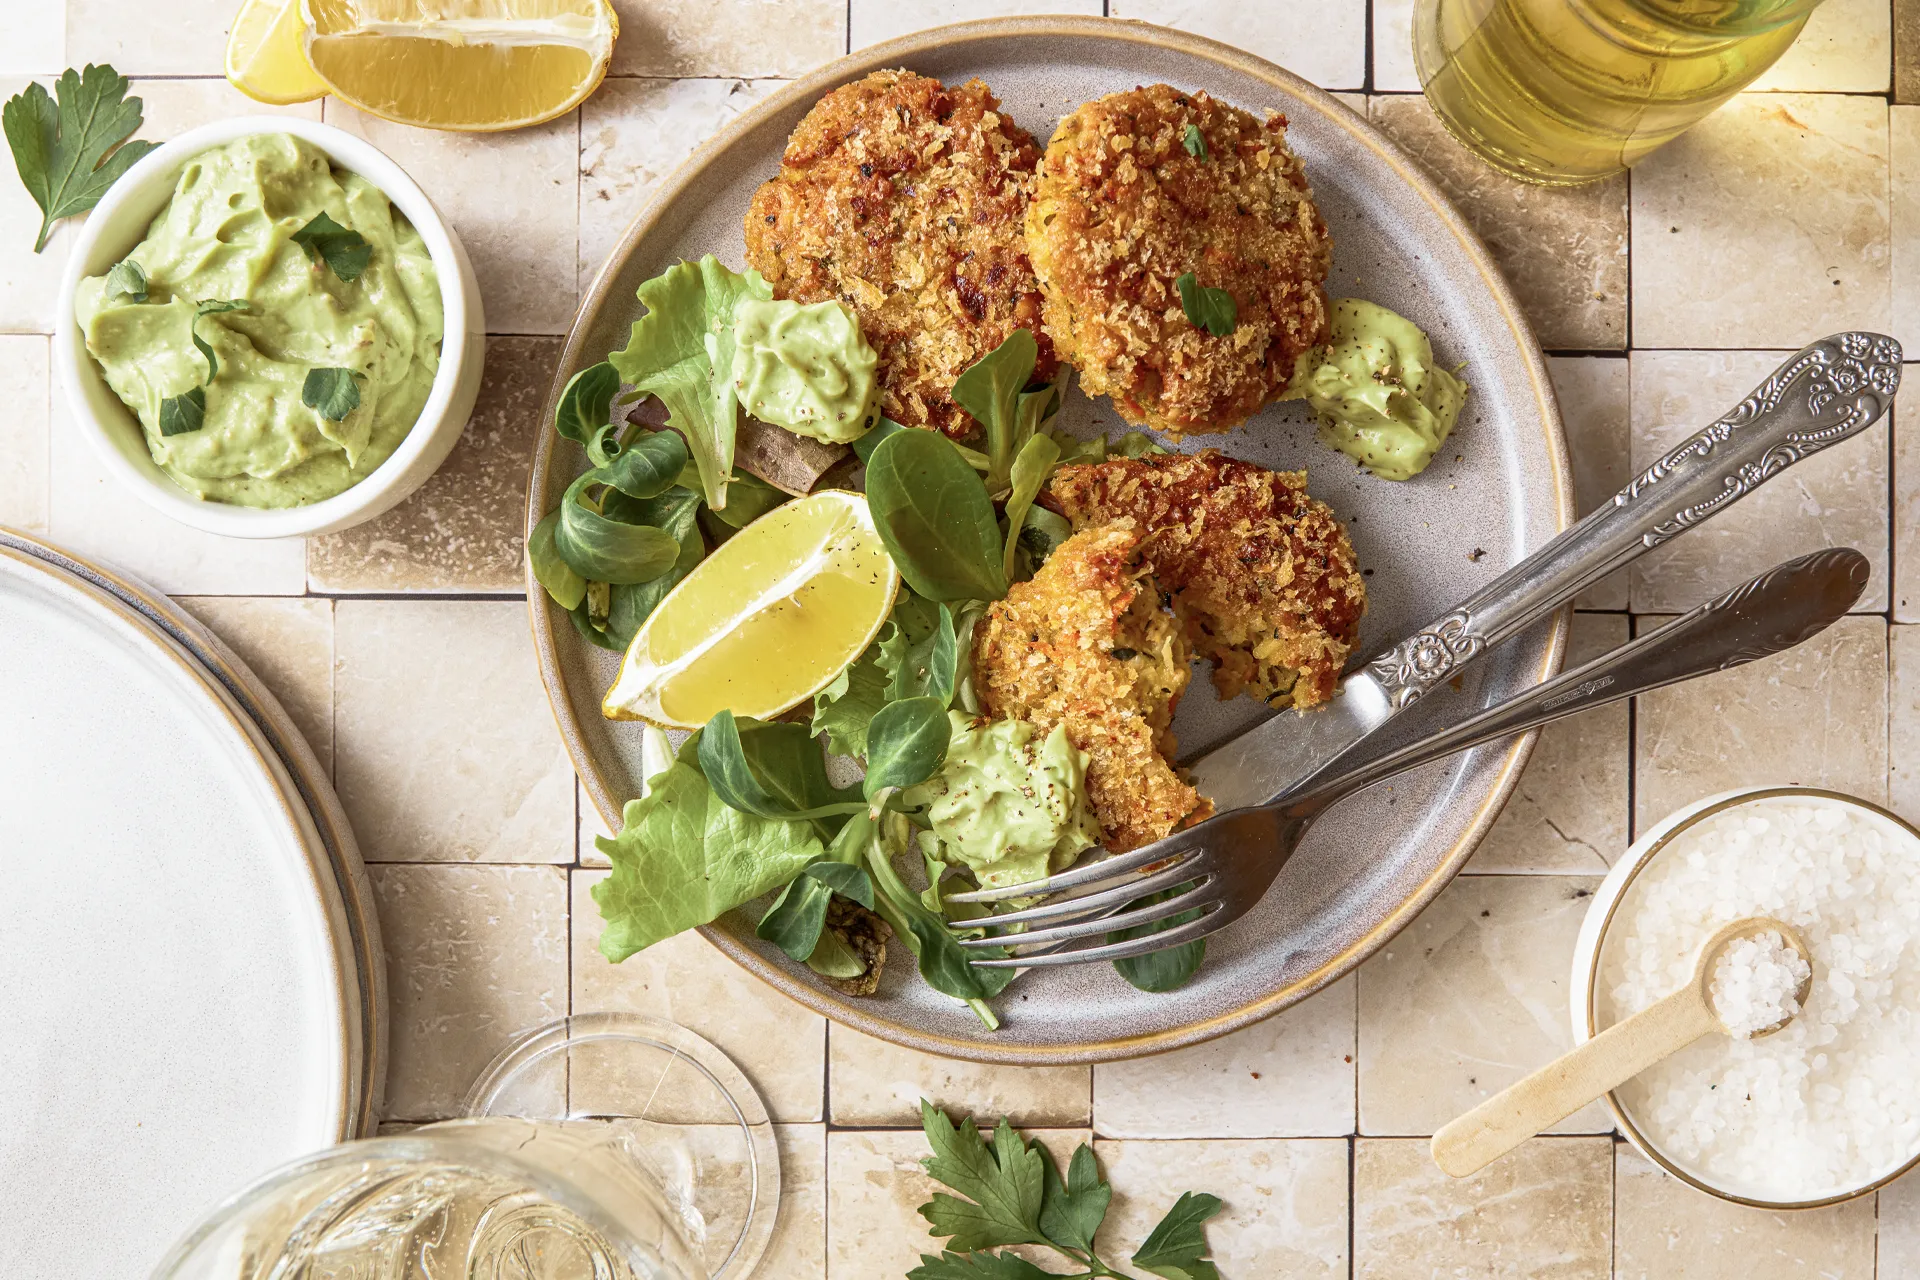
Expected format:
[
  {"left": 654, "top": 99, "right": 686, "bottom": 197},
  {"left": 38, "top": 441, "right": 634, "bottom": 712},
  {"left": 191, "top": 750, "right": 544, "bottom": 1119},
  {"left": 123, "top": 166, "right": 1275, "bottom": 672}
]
[{"left": 1431, "top": 916, "right": 1814, "bottom": 1178}]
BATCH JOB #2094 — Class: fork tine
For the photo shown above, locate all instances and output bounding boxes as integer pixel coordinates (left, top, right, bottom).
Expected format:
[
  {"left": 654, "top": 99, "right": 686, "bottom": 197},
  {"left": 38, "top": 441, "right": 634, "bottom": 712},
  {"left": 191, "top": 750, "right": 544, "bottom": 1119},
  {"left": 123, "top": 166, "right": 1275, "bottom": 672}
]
[
  {"left": 956, "top": 881, "right": 1221, "bottom": 951},
  {"left": 947, "top": 854, "right": 1207, "bottom": 933},
  {"left": 945, "top": 823, "right": 1217, "bottom": 904},
  {"left": 967, "top": 905, "right": 1228, "bottom": 968}
]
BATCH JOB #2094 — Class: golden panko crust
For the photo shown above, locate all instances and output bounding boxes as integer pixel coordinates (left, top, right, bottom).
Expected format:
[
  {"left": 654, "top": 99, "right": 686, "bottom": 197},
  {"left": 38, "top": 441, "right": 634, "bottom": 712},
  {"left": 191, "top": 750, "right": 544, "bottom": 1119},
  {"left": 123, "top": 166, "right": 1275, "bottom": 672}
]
[
  {"left": 1046, "top": 450, "right": 1365, "bottom": 709},
  {"left": 973, "top": 520, "right": 1209, "bottom": 853},
  {"left": 744, "top": 70, "right": 1056, "bottom": 440},
  {"left": 1026, "top": 84, "right": 1332, "bottom": 435}
]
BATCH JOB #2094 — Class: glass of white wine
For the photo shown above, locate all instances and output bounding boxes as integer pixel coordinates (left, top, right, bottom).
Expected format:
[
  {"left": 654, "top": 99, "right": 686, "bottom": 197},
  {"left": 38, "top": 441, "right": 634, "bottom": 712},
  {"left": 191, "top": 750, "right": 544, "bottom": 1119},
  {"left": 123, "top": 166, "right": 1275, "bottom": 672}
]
[{"left": 154, "top": 1015, "right": 780, "bottom": 1280}]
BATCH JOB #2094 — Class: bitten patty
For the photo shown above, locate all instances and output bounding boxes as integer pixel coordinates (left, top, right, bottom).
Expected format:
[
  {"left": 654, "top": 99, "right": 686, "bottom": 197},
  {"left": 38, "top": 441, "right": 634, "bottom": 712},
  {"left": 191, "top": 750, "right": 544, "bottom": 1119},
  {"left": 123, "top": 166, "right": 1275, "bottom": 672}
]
[
  {"left": 1026, "top": 84, "right": 1332, "bottom": 435},
  {"left": 745, "top": 70, "right": 1056, "bottom": 440},
  {"left": 1046, "top": 450, "right": 1365, "bottom": 709}
]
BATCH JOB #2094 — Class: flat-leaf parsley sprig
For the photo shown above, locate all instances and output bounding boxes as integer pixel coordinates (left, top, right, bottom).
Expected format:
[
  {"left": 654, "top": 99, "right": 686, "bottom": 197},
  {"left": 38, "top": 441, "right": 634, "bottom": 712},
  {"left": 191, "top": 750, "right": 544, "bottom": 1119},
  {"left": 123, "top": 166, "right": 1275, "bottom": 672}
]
[
  {"left": 3, "top": 64, "right": 158, "bottom": 252},
  {"left": 912, "top": 1100, "right": 1224, "bottom": 1280}
]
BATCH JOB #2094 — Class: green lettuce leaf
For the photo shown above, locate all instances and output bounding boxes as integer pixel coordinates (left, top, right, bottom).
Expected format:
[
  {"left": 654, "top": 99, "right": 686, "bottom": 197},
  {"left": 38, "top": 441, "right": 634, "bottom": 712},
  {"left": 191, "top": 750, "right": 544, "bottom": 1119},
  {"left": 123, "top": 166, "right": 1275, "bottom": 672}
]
[
  {"left": 609, "top": 255, "right": 771, "bottom": 511},
  {"left": 592, "top": 746, "right": 824, "bottom": 961}
]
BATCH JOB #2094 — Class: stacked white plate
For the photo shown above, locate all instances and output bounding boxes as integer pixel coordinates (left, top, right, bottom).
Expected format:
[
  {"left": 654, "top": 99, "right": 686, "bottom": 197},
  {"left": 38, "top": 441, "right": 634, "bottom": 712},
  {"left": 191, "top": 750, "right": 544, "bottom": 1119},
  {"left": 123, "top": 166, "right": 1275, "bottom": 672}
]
[{"left": 0, "top": 528, "right": 384, "bottom": 1277}]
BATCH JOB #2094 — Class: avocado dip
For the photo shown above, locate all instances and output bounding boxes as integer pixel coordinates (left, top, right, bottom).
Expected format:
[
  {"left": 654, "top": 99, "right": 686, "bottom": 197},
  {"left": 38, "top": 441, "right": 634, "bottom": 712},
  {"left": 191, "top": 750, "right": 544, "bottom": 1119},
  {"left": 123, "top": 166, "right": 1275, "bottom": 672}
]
[
  {"left": 73, "top": 133, "right": 442, "bottom": 508},
  {"left": 1291, "top": 298, "right": 1467, "bottom": 482}
]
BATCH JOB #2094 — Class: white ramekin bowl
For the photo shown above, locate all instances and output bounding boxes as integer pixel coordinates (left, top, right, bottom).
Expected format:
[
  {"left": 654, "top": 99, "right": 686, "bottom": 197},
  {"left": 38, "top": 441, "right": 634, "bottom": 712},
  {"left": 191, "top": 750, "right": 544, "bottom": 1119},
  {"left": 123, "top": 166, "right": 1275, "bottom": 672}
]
[
  {"left": 54, "top": 117, "right": 486, "bottom": 539},
  {"left": 1570, "top": 785, "right": 1920, "bottom": 1208}
]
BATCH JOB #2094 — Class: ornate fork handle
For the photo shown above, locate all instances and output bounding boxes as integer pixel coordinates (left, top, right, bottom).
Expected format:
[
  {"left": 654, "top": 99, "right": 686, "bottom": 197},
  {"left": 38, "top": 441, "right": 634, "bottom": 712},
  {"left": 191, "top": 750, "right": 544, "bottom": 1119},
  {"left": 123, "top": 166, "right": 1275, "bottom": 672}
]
[{"left": 1367, "top": 332, "right": 1901, "bottom": 709}]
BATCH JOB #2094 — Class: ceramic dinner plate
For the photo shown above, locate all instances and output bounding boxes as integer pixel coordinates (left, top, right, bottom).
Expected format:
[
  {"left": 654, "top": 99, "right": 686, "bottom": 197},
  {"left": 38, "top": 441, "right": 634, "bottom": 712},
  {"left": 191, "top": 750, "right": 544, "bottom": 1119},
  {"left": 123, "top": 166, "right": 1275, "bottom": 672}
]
[
  {"left": 0, "top": 534, "right": 379, "bottom": 1276},
  {"left": 529, "top": 18, "right": 1572, "bottom": 1062}
]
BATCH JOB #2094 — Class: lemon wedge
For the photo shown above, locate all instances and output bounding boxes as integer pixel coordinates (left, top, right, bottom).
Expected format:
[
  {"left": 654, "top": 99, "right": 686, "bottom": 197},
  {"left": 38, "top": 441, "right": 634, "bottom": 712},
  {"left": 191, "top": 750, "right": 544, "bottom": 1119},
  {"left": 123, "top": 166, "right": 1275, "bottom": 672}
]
[
  {"left": 301, "top": 0, "right": 618, "bottom": 132},
  {"left": 603, "top": 491, "right": 901, "bottom": 729},
  {"left": 227, "top": 0, "right": 329, "bottom": 105}
]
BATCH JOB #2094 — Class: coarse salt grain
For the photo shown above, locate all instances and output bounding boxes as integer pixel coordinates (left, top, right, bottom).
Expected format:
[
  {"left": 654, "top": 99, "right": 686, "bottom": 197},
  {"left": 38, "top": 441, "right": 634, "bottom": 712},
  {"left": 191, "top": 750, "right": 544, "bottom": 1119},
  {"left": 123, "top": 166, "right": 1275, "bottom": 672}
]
[
  {"left": 1709, "top": 931, "right": 1809, "bottom": 1040},
  {"left": 1599, "top": 798, "right": 1920, "bottom": 1200}
]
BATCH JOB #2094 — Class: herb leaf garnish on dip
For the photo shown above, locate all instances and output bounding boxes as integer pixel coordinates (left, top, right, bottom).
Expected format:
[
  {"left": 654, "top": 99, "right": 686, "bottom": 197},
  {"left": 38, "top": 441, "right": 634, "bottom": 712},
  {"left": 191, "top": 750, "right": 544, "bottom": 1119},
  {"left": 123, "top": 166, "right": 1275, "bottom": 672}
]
[{"left": 72, "top": 133, "right": 442, "bottom": 508}]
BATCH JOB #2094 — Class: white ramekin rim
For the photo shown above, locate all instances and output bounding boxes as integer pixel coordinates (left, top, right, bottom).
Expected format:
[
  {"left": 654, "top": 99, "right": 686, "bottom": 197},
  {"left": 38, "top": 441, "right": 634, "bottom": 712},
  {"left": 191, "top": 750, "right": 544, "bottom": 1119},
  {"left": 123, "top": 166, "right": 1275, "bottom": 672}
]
[
  {"left": 1569, "top": 785, "right": 1920, "bottom": 1209},
  {"left": 53, "top": 115, "right": 482, "bottom": 539}
]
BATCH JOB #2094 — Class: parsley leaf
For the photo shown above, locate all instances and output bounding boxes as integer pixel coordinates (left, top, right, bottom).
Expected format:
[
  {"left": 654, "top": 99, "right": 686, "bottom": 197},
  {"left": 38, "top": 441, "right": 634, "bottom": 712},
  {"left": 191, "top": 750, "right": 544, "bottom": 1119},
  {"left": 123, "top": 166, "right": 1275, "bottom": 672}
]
[
  {"left": 302, "top": 367, "right": 361, "bottom": 421},
  {"left": 158, "top": 386, "right": 205, "bottom": 436},
  {"left": 908, "top": 1252, "right": 1057, "bottom": 1279},
  {"left": 1131, "top": 1192, "right": 1225, "bottom": 1280},
  {"left": 917, "top": 1101, "right": 1048, "bottom": 1252},
  {"left": 1038, "top": 1144, "right": 1111, "bottom": 1256},
  {"left": 190, "top": 299, "right": 248, "bottom": 382},
  {"left": 1182, "top": 123, "right": 1208, "bottom": 159},
  {"left": 104, "top": 258, "right": 146, "bottom": 301},
  {"left": 290, "top": 211, "right": 372, "bottom": 283},
  {"left": 3, "top": 65, "right": 159, "bottom": 253},
  {"left": 1176, "top": 273, "right": 1236, "bottom": 337}
]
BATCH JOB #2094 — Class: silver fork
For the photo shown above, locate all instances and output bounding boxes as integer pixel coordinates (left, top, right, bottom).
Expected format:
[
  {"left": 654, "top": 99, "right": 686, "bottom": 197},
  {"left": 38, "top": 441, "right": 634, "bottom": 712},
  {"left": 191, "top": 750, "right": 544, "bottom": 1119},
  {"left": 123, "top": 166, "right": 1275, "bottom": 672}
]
[{"left": 950, "top": 544, "right": 1870, "bottom": 967}]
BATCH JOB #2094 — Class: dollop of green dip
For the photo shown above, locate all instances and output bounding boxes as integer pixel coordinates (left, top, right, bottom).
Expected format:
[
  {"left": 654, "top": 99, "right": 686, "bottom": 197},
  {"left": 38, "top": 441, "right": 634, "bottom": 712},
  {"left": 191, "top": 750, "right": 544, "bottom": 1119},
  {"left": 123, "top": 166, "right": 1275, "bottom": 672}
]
[
  {"left": 905, "top": 712, "right": 1101, "bottom": 890},
  {"left": 73, "top": 133, "right": 443, "bottom": 508},
  {"left": 1294, "top": 298, "right": 1466, "bottom": 482},
  {"left": 730, "top": 297, "right": 879, "bottom": 444}
]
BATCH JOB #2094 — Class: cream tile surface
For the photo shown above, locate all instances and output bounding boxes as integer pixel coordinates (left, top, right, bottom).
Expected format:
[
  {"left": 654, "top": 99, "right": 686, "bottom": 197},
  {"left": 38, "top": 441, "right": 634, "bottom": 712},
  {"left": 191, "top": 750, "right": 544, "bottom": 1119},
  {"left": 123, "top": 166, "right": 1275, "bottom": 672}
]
[
  {"left": 1628, "top": 350, "right": 1889, "bottom": 613},
  {"left": 370, "top": 863, "right": 569, "bottom": 1121},
  {"left": 1902, "top": 0, "right": 1920, "bottom": 102},
  {"left": 1468, "top": 614, "right": 1628, "bottom": 873},
  {"left": 0, "top": 5, "right": 63, "bottom": 76},
  {"left": 1353, "top": 1137, "right": 1613, "bottom": 1279},
  {"left": 334, "top": 600, "right": 575, "bottom": 863},
  {"left": 1751, "top": 0, "right": 1893, "bottom": 92},
  {"left": 1358, "top": 875, "right": 1609, "bottom": 1135},
  {"left": 1109, "top": 0, "right": 1366, "bottom": 90},
  {"left": 323, "top": 104, "right": 580, "bottom": 335},
  {"left": 1631, "top": 94, "right": 1891, "bottom": 349},
  {"left": 851, "top": 0, "right": 1103, "bottom": 53},
  {"left": 67, "top": 0, "right": 228, "bottom": 75},
  {"left": 48, "top": 400, "right": 309, "bottom": 595},
  {"left": 827, "top": 1127, "right": 1089, "bottom": 1280},
  {"left": 570, "top": 871, "right": 826, "bottom": 1122},
  {"left": 179, "top": 596, "right": 335, "bottom": 774},
  {"left": 1550, "top": 356, "right": 1631, "bottom": 610},
  {"left": 1373, "top": 2, "right": 1419, "bottom": 92},
  {"left": 1887, "top": 624, "right": 1920, "bottom": 826},
  {"left": 1369, "top": 96, "right": 1628, "bottom": 350},
  {"left": 765, "top": 1125, "right": 828, "bottom": 1279},
  {"left": 1895, "top": 109, "right": 1920, "bottom": 358},
  {"left": 1896, "top": 366, "right": 1920, "bottom": 620},
  {"left": 611, "top": 0, "right": 844, "bottom": 77},
  {"left": 1613, "top": 1146, "right": 1877, "bottom": 1279},
  {"left": 828, "top": 1024, "right": 1090, "bottom": 1128},
  {"left": 308, "top": 336, "right": 559, "bottom": 592},
  {"left": 130, "top": 77, "right": 322, "bottom": 138},
  {"left": 1634, "top": 614, "right": 1889, "bottom": 826},
  {"left": 1881, "top": 1169, "right": 1920, "bottom": 1273},
  {"left": 1093, "top": 974, "right": 1356, "bottom": 1138},
  {"left": 579, "top": 78, "right": 784, "bottom": 297},
  {"left": 0, "top": 335, "right": 49, "bottom": 531},
  {"left": 1096, "top": 1139, "right": 1350, "bottom": 1278},
  {"left": 579, "top": 780, "right": 615, "bottom": 867}
]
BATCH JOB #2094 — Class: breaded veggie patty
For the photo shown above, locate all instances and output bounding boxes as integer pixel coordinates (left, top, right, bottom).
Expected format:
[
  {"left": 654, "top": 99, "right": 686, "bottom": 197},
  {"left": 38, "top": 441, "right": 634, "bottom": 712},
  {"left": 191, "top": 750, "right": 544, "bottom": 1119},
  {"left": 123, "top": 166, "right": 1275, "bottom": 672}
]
[
  {"left": 1047, "top": 450, "right": 1365, "bottom": 710},
  {"left": 973, "top": 520, "right": 1208, "bottom": 853},
  {"left": 744, "top": 70, "right": 1056, "bottom": 440},
  {"left": 1026, "top": 85, "right": 1332, "bottom": 435}
]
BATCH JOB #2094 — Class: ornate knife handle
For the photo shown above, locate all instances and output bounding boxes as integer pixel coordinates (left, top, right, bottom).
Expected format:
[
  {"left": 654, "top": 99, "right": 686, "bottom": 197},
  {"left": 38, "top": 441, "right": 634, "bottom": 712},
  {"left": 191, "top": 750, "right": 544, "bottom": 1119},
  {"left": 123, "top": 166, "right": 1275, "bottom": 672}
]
[{"left": 1366, "top": 332, "right": 1901, "bottom": 709}]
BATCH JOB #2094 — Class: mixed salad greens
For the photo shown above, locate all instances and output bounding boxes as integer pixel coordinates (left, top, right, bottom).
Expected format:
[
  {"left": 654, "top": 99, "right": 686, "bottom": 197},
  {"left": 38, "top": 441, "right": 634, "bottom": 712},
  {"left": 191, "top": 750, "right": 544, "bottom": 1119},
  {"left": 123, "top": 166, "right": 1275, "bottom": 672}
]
[{"left": 529, "top": 253, "right": 1187, "bottom": 1028}]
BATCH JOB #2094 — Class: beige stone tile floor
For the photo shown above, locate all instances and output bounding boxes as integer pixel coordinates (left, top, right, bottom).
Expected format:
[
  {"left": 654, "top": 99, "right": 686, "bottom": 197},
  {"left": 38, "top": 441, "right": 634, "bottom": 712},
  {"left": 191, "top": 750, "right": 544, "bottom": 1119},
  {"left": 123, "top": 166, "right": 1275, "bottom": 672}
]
[{"left": 4, "top": 1, "right": 1918, "bottom": 1272}]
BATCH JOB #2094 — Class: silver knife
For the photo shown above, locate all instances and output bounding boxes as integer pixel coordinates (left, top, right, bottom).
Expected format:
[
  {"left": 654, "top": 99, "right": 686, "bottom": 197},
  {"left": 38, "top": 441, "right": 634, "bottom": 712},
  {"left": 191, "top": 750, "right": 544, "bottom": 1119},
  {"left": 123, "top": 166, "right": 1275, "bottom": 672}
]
[{"left": 1186, "top": 331, "right": 1903, "bottom": 812}]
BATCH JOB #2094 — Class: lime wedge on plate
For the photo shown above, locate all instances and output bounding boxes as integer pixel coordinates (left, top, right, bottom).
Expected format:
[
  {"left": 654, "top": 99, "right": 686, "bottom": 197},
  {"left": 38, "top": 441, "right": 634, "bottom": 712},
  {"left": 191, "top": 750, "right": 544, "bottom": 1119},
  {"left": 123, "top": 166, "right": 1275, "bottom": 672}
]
[{"left": 603, "top": 490, "right": 899, "bottom": 729}]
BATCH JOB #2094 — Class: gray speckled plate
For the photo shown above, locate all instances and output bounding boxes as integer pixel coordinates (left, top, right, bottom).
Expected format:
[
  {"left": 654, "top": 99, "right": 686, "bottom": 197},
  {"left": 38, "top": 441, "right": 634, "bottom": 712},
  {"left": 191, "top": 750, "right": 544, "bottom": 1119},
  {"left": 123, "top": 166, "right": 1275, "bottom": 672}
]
[{"left": 528, "top": 18, "right": 1571, "bottom": 1064}]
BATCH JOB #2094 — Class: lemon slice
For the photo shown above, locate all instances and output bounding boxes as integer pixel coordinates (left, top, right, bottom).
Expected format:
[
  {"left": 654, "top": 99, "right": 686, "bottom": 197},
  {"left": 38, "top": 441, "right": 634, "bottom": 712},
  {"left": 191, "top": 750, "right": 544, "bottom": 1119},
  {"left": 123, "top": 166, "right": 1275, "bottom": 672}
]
[
  {"left": 603, "top": 491, "right": 901, "bottom": 729},
  {"left": 301, "top": 0, "right": 618, "bottom": 132},
  {"left": 227, "top": 0, "right": 329, "bottom": 104}
]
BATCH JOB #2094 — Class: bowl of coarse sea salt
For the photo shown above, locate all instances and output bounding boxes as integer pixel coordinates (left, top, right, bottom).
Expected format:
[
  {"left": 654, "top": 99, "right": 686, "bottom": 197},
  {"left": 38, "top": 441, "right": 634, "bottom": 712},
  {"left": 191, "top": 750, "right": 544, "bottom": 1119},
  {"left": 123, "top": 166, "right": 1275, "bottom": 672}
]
[{"left": 1570, "top": 787, "right": 1920, "bottom": 1207}]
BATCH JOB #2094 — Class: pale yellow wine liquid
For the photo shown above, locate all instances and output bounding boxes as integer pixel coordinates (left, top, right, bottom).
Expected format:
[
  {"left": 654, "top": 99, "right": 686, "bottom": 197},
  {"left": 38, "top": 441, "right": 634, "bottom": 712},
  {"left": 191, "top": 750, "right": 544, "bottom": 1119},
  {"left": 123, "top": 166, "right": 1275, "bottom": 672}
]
[{"left": 1413, "top": 0, "right": 1817, "bottom": 185}]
